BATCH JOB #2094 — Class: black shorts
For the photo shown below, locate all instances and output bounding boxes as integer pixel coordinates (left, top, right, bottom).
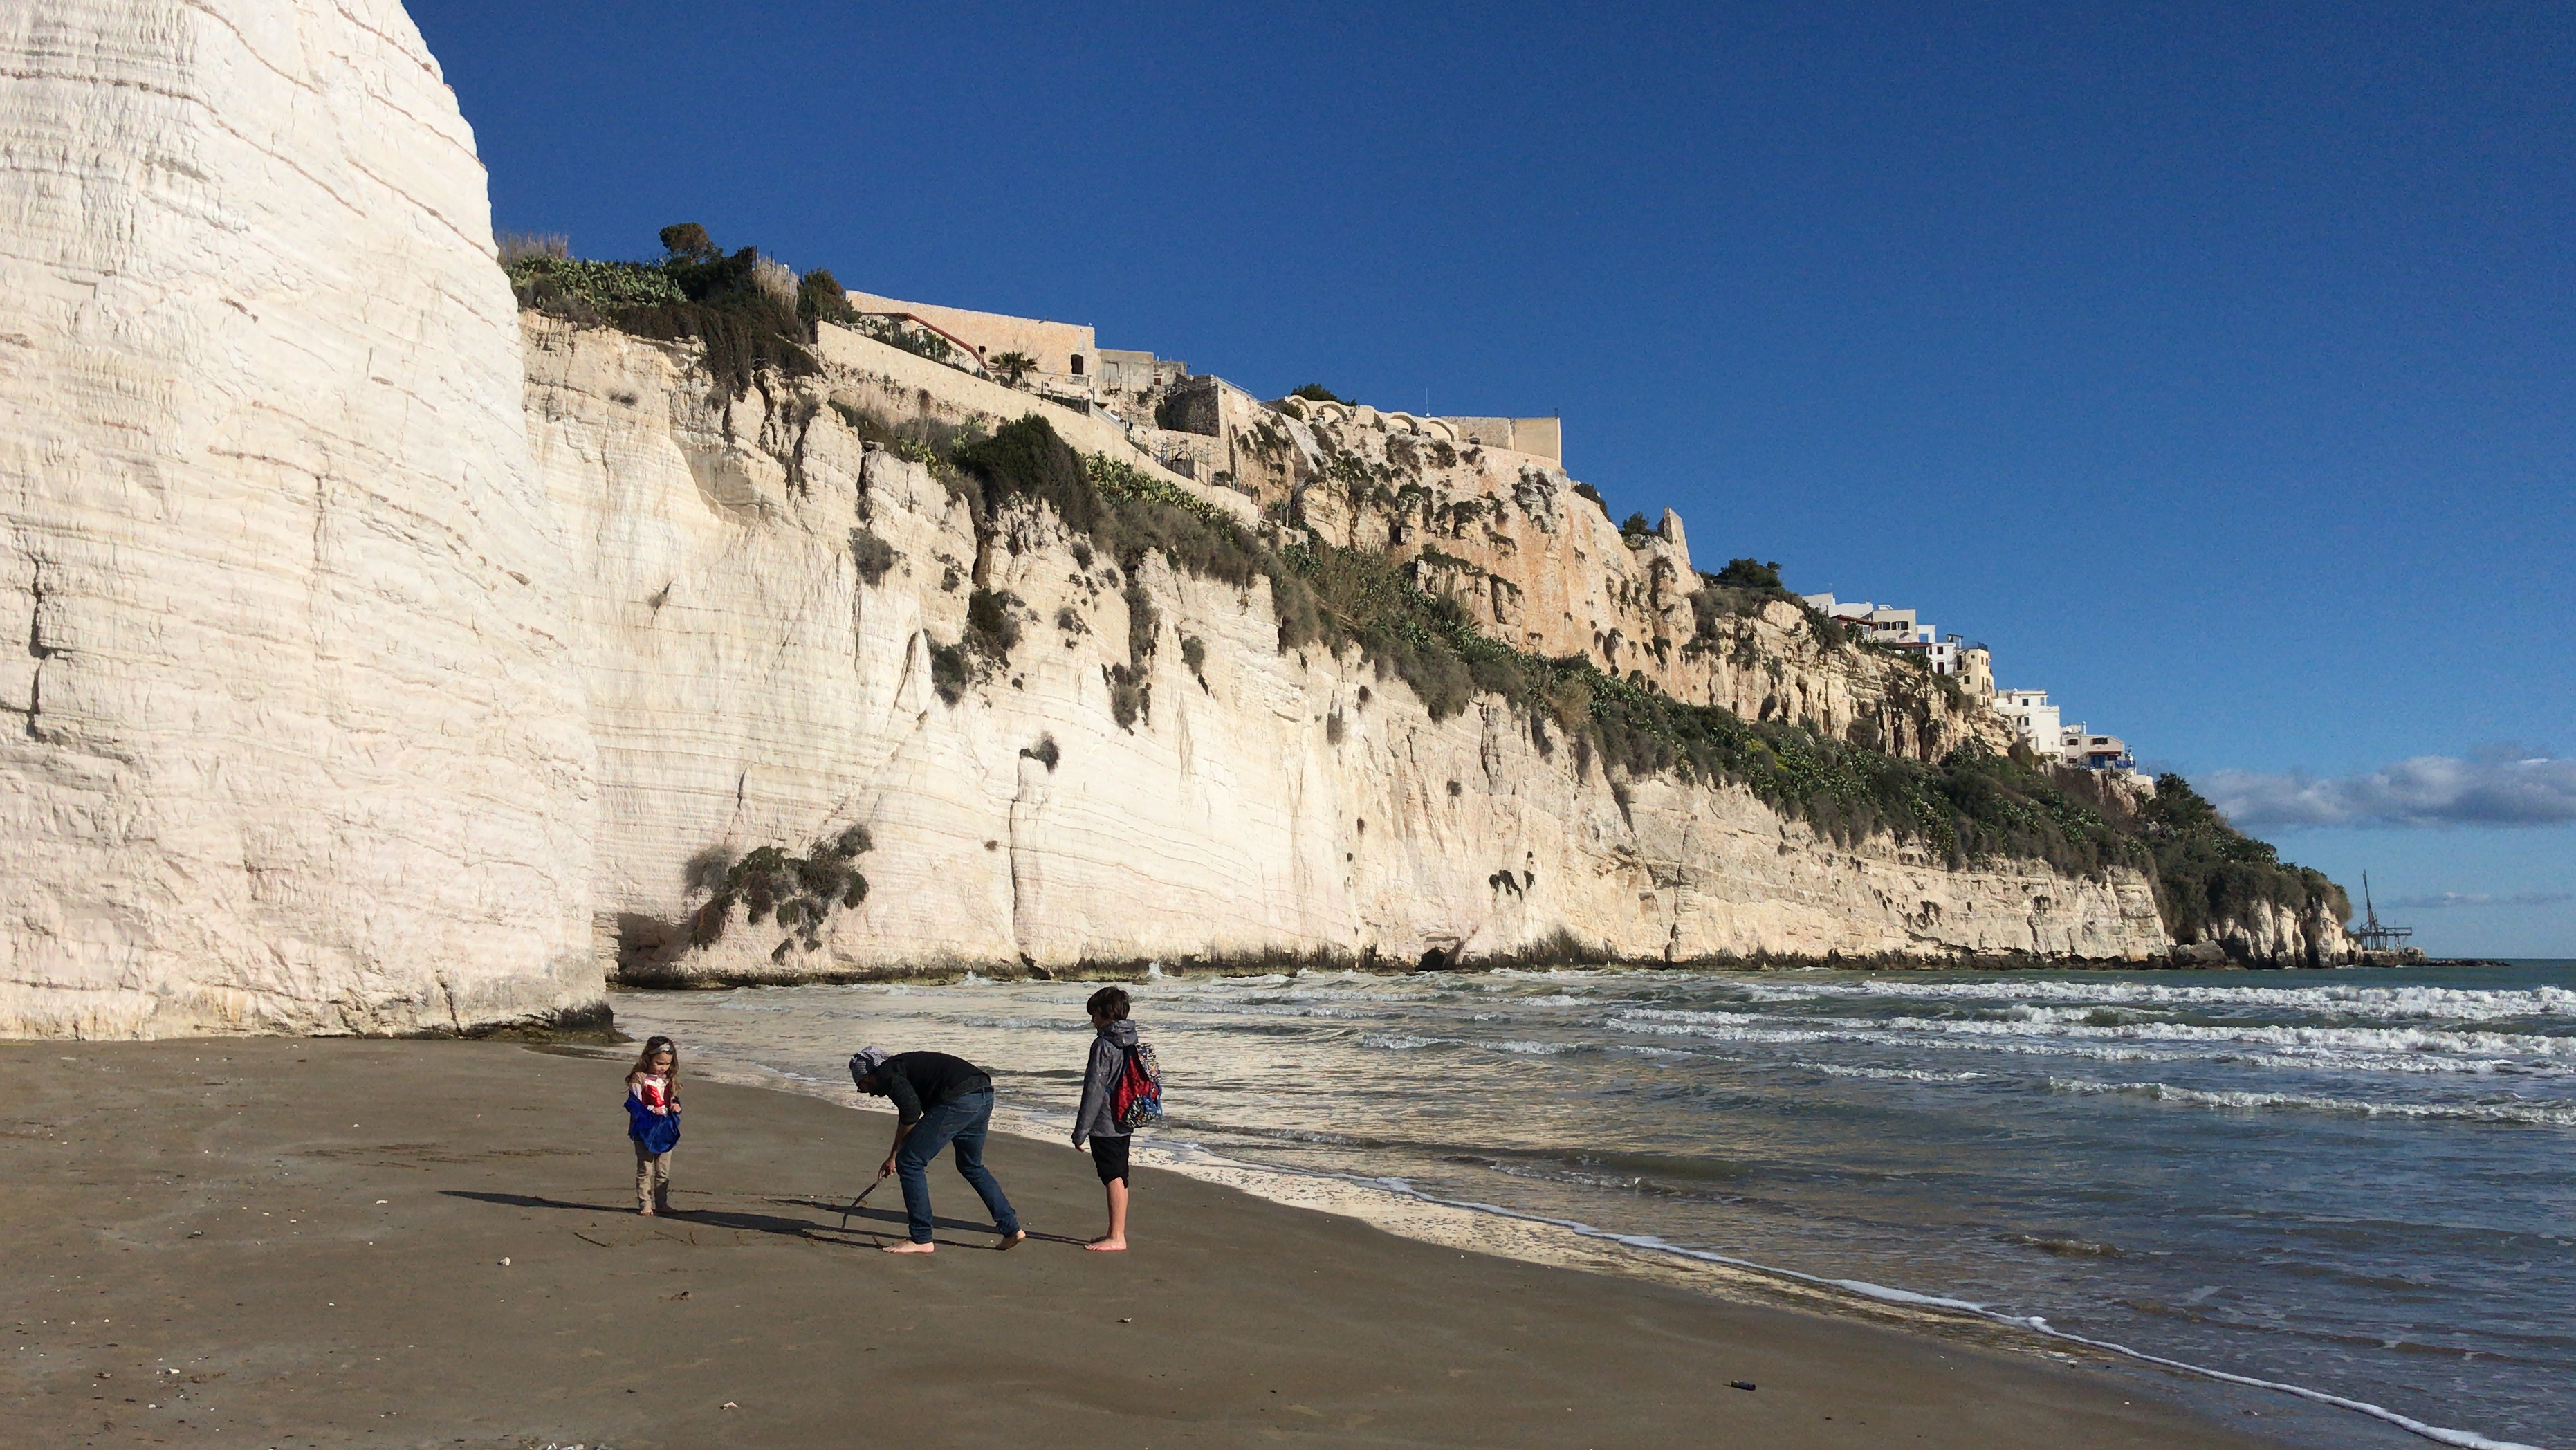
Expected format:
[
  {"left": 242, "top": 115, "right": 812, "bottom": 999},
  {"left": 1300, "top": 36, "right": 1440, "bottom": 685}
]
[{"left": 1091, "top": 1133, "right": 1130, "bottom": 1184}]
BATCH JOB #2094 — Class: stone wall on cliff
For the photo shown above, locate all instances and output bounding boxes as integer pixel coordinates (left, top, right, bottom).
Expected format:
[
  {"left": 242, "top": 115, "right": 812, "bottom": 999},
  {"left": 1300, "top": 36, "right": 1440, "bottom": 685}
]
[
  {"left": 0, "top": 0, "right": 598, "bottom": 1037},
  {"left": 525, "top": 318, "right": 2173, "bottom": 982}
]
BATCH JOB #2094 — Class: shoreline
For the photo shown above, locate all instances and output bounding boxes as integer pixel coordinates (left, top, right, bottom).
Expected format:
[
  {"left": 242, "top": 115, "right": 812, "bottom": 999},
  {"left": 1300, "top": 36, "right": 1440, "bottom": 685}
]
[
  {"left": 651, "top": 1027, "right": 2514, "bottom": 1450},
  {"left": 610, "top": 948, "right": 2456, "bottom": 993},
  {"left": 4, "top": 1036, "right": 2331, "bottom": 1449}
]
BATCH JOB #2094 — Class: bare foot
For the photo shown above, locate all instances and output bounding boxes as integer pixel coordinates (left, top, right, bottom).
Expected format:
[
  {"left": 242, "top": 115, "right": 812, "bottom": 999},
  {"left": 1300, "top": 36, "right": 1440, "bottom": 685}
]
[
  {"left": 638, "top": 1207, "right": 655, "bottom": 1217},
  {"left": 1085, "top": 1237, "right": 1128, "bottom": 1252},
  {"left": 996, "top": 1229, "right": 1027, "bottom": 1251},
  {"left": 881, "top": 1240, "right": 936, "bottom": 1254}
]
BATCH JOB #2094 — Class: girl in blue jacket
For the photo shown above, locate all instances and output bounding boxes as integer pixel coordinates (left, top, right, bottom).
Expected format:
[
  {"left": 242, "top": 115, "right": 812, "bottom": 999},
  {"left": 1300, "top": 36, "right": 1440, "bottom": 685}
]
[{"left": 626, "top": 1036, "right": 681, "bottom": 1214}]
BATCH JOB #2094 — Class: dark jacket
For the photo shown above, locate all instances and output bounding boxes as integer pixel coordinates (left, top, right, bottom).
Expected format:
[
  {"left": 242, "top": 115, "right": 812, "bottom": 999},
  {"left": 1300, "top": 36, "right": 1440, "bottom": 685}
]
[
  {"left": 1074, "top": 1019, "right": 1139, "bottom": 1147},
  {"left": 862, "top": 1051, "right": 993, "bottom": 1126}
]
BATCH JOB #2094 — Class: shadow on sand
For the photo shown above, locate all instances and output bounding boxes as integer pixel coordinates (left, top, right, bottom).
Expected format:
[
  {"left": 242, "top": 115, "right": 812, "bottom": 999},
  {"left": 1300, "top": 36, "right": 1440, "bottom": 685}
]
[{"left": 439, "top": 1189, "right": 1087, "bottom": 1247}]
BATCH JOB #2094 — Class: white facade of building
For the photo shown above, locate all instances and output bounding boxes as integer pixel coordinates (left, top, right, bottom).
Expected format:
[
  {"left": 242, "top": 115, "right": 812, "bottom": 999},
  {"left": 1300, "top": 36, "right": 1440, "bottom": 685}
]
[
  {"left": 1994, "top": 688, "right": 2061, "bottom": 751},
  {"left": 2059, "top": 726, "right": 2136, "bottom": 772},
  {"left": 1801, "top": 592, "right": 1867, "bottom": 624}
]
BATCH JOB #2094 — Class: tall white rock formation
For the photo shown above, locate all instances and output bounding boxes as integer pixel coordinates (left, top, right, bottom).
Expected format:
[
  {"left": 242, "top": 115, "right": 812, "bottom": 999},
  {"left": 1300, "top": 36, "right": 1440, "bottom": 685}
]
[
  {"left": 0, "top": 1, "right": 597, "bottom": 1036},
  {"left": 527, "top": 318, "right": 2173, "bottom": 980}
]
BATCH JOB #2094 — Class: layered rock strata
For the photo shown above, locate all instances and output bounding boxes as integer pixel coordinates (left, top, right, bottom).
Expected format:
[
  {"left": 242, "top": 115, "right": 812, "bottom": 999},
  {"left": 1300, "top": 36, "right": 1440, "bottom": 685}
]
[
  {"left": 0, "top": 0, "right": 597, "bottom": 1036},
  {"left": 526, "top": 319, "right": 2172, "bottom": 982},
  {"left": 2174, "top": 898, "right": 2352, "bottom": 968},
  {"left": 1246, "top": 401, "right": 2009, "bottom": 763}
]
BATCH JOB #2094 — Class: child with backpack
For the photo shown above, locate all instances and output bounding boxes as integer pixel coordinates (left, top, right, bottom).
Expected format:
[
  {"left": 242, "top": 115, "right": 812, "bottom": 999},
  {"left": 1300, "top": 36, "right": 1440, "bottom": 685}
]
[
  {"left": 1073, "top": 986, "right": 1159, "bottom": 1251},
  {"left": 625, "top": 1036, "right": 682, "bottom": 1215}
]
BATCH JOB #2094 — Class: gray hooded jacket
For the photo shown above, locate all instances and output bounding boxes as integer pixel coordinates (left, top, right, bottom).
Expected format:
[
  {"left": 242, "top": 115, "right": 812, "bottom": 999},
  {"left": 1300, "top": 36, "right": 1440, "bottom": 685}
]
[{"left": 1074, "top": 1018, "right": 1139, "bottom": 1147}]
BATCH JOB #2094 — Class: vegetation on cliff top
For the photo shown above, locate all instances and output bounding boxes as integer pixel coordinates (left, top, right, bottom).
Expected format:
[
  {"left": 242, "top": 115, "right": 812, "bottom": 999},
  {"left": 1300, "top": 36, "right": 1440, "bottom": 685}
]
[{"left": 506, "top": 223, "right": 865, "bottom": 396}]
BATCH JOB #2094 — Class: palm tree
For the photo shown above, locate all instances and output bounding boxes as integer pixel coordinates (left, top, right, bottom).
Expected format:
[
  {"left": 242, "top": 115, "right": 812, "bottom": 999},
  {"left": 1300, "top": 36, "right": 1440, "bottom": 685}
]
[{"left": 990, "top": 351, "right": 1037, "bottom": 387}]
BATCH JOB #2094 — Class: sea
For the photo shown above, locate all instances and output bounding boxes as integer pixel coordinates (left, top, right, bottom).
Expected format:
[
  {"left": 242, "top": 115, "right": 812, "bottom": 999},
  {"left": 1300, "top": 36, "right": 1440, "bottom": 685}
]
[{"left": 620, "top": 960, "right": 2575, "bottom": 1449}]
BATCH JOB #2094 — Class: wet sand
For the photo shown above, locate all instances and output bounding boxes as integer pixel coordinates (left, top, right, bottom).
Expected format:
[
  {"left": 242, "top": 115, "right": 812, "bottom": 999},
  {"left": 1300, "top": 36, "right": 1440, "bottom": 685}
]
[{"left": 0, "top": 1038, "right": 2293, "bottom": 1449}]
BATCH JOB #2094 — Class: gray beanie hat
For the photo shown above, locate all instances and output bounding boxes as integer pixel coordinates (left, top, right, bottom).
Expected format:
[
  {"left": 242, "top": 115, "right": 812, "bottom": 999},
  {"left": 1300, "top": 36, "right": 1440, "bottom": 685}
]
[{"left": 848, "top": 1046, "right": 890, "bottom": 1089}]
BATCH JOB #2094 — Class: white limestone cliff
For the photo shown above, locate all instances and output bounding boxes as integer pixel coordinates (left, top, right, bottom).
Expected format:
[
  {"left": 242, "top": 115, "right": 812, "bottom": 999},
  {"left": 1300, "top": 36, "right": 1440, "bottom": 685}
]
[
  {"left": 1, "top": 0, "right": 2345, "bottom": 1040},
  {"left": 0, "top": 0, "right": 598, "bottom": 1036},
  {"left": 2174, "top": 897, "right": 2353, "bottom": 969},
  {"left": 526, "top": 318, "right": 2173, "bottom": 982}
]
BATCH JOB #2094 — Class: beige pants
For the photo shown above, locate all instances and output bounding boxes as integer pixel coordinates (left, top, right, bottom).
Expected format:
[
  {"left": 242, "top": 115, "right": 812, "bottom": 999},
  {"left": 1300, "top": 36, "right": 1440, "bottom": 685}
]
[{"left": 634, "top": 1140, "right": 672, "bottom": 1211}]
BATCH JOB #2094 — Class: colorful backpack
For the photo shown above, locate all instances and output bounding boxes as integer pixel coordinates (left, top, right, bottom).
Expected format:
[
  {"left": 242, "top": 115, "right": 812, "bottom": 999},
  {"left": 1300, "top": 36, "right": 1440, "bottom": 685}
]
[{"left": 1111, "top": 1040, "right": 1163, "bottom": 1132}]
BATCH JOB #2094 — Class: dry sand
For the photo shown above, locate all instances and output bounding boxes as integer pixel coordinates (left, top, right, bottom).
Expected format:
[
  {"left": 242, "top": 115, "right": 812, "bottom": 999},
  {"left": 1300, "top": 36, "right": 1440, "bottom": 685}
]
[{"left": 0, "top": 1038, "right": 2297, "bottom": 1449}]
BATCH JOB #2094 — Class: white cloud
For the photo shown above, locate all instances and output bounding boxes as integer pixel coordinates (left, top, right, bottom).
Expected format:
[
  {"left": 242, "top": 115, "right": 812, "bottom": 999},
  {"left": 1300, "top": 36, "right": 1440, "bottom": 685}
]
[
  {"left": 2203, "top": 749, "right": 2576, "bottom": 829},
  {"left": 2385, "top": 890, "right": 2573, "bottom": 910}
]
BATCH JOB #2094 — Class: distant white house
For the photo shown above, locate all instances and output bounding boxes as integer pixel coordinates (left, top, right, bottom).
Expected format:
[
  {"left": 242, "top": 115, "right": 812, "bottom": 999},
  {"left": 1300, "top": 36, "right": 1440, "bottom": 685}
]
[
  {"left": 1995, "top": 688, "right": 2061, "bottom": 752},
  {"left": 1802, "top": 592, "right": 1868, "bottom": 624},
  {"left": 1994, "top": 690, "right": 2140, "bottom": 772},
  {"left": 2059, "top": 725, "right": 2137, "bottom": 773},
  {"left": 1801, "top": 594, "right": 1962, "bottom": 674}
]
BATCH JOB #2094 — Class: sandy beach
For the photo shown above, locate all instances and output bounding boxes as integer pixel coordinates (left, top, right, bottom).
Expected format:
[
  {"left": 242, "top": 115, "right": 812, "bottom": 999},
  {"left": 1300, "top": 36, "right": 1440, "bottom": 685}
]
[{"left": 0, "top": 1038, "right": 2299, "bottom": 1449}]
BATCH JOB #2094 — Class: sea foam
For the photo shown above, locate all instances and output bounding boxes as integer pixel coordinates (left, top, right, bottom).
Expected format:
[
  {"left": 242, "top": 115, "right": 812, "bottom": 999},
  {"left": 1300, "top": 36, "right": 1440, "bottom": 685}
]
[
  {"left": 1740, "top": 977, "right": 2576, "bottom": 1024},
  {"left": 2045, "top": 1078, "right": 2576, "bottom": 1127}
]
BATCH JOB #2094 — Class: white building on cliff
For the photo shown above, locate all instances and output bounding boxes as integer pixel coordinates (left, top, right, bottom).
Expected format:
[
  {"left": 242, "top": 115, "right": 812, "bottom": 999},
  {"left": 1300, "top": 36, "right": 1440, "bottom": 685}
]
[
  {"left": 1801, "top": 594, "right": 1963, "bottom": 675},
  {"left": 2060, "top": 726, "right": 2137, "bottom": 772},
  {"left": 1995, "top": 688, "right": 2061, "bottom": 752}
]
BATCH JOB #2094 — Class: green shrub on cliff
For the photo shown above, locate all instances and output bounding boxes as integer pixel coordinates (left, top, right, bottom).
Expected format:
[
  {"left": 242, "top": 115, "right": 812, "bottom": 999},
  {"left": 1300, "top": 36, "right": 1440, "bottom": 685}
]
[
  {"left": 848, "top": 528, "right": 898, "bottom": 586},
  {"left": 798, "top": 268, "right": 858, "bottom": 328},
  {"left": 828, "top": 401, "right": 972, "bottom": 487},
  {"left": 620, "top": 231, "right": 818, "bottom": 394},
  {"left": 1714, "top": 558, "right": 1782, "bottom": 589},
  {"left": 659, "top": 223, "right": 717, "bottom": 261},
  {"left": 925, "top": 588, "right": 1024, "bottom": 706},
  {"left": 967, "top": 587, "right": 1023, "bottom": 657},
  {"left": 690, "top": 826, "right": 874, "bottom": 953},
  {"left": 2133, "top": 775, "right": 2348, "bottom": 945},
  {"left": 856, "top": 316, "right": 963, "bottom": 367},
  {"left": 504, "top": 224, "right": 827, "bottom": 396},
  {"left": 504, "top": 255, "right": 685, "bottom": 312}
]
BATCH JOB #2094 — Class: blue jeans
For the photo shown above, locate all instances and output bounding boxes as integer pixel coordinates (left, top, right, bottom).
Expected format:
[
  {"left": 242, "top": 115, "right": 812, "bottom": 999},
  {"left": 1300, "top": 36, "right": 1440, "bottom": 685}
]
[{"left": 894, "top": 1090, "right": 1019, "bottom": 1243}]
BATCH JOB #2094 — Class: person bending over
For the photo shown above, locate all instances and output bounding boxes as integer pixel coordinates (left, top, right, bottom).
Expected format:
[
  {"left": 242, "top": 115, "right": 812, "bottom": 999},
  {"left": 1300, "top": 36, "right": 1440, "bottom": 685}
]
[
  {"left": 848, "top": 1045, "right": 1025, "bottom": 1254},
  {"left": 1073, "top": 986, "right": 1139, "bottom": 1251}
]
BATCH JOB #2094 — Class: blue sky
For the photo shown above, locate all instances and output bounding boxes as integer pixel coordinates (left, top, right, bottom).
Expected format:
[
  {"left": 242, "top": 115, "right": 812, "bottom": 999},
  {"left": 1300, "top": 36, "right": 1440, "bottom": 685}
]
[{"left": 411, "top": 1, "right": 2575, "bottom": 955}]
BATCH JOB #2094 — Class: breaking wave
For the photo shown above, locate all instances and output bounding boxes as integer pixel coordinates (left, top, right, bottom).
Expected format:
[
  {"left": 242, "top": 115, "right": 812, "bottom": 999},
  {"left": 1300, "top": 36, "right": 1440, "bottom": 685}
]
[
  {"left": 1607, "top": 1006, "right": 2576, "bottom": 1067},
  {"left": 2045, "top": 1078, "right": 2576, "bottom": 1127},
  {"left": 1741, "top": 977, "right": 2576, "bottom": 1023},
  {"left": 1797, "top": 1061, "right": 1989, "bottom": 1083}
]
